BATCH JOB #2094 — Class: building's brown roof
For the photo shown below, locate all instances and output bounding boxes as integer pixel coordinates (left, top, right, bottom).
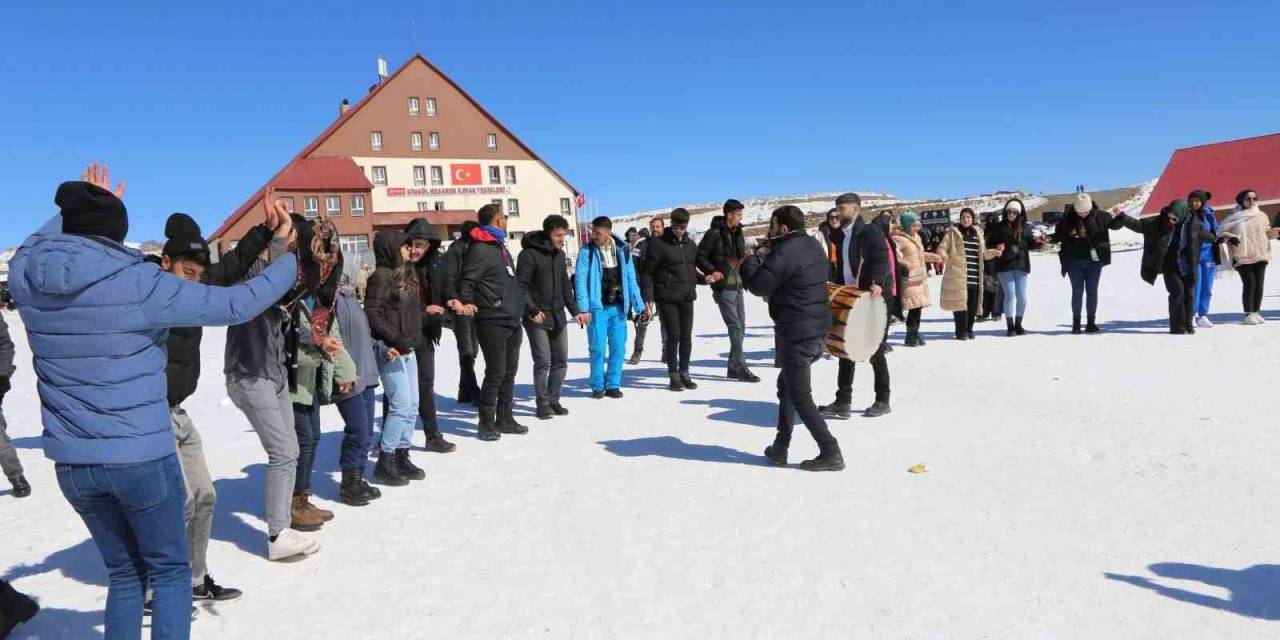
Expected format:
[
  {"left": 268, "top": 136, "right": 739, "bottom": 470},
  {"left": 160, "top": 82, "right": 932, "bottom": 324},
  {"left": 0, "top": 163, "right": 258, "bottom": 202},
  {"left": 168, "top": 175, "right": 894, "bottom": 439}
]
[
  {"left": 212, "top": 53, "right": 579, "bottom": 241},
  {"left": 373, "top": 210, "right": 475, "bottom": 226},
  {"left": 273, "top": 157, "right": 372, "bottom": 191},
  {"left": 1144, "top": 131, "right": 1280, "bottom": 215}
]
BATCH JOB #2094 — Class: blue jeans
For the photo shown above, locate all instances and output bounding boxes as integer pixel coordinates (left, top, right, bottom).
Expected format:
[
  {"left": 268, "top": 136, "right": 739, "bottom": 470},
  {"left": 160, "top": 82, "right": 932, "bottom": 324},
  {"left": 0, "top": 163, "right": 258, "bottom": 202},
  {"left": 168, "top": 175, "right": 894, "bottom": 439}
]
[
  {"left": 292, "top": 397, "right": 321, "bottom": 493},
  {"left": 587, "top": 304, "right": 628, "bottom": 392},
  {"left": 336, "top": 387, "right": 375, "bottom": 470},
  {"left": 378, "top": 353, "right": 419, "bottom": 453},
  {"left": 1192, "top": 260, "right": 1216, "bottom": 317},
  {"left": 998, "top": 270, "right": 1029, "bottom": 318},
  {"left": 1066, "top": 260, "right": 1103, "bottom": 317},
  {"left": 56, "top": 454, "right": 192, "bottom": 639}
]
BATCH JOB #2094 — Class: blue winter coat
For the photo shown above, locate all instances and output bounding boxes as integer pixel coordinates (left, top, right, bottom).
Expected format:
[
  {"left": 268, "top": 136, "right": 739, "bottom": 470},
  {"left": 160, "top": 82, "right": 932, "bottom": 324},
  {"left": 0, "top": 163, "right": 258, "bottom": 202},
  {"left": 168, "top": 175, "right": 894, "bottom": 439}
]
[
  {"left": 8, "top": 217, "right": 299, "bottom": 464},
  {"left": 575, "top": 236, "right": 645, "bottom": 315}
]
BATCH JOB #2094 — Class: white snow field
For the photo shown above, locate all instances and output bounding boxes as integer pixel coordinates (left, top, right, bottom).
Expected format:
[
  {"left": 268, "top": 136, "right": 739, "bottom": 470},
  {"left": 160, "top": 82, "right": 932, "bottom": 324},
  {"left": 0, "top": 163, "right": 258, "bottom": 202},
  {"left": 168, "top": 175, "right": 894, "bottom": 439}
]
[{"left": 3, "top": 232, "right": 1280, "bottom": 639}]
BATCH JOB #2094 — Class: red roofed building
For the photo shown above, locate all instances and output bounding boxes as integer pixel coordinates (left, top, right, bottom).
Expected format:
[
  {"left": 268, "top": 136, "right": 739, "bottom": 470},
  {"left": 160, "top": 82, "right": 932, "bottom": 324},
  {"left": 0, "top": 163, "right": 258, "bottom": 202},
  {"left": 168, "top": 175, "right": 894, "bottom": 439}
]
[
  {"left": 211, "top": 53, "right": 581, "bottom": 265},
  {"left": 1143, "top": 132, "right": 1280, "bottom": 219}
]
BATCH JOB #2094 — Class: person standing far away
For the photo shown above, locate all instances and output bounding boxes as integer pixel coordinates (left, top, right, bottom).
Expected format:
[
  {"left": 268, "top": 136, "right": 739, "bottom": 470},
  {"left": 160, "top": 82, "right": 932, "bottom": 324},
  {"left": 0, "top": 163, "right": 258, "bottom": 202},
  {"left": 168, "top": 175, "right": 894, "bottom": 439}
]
[
  {"left": 628, "top": 216, "right": 666, "bottom": 365},
  {"left": 1186, "top": 191, "right": 1221, "bottom": 328},
  {"left": 641, "top": 208, "right": 707, "bottom": 392},
  {"left": 698, "top": 199, "right": 760, "bottom": 383},
  {"left": 9, "top": 163, "right": 300, "bottom": 638},
  {"left": 576, "top": 216, "right": 649, "bottom": 399},
  {"left": 457, "top": 204, "right": 530, "bottom": 441},
  {"left": 517, "top": 214, "right": 582, "bottom": 418},
  {"left": 1219, "top": 189, "right": 1280, "bottom": 324},
  {"left": 442, "top": 220, "right": 483, "bottom": 405},
  {"left": 738, "top": 205, "right": 844, "bottom": 471},
  {"left": 405, "top": 219, "right": 457, "bottom": 453},
  {"left": 1046, "top": 191, "right": 1130, "bottom": 334}
]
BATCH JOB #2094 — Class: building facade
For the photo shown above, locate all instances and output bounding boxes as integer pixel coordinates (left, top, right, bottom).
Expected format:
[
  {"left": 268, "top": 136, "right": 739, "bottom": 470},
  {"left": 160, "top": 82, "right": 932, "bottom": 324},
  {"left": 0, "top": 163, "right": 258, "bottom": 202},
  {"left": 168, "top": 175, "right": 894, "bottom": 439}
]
[
  {"left": 1144, "top": 131, "right": 1280, "bottom": 220},
  {"left": 212, "top": 54, "right": 581, "bottom": 267}
]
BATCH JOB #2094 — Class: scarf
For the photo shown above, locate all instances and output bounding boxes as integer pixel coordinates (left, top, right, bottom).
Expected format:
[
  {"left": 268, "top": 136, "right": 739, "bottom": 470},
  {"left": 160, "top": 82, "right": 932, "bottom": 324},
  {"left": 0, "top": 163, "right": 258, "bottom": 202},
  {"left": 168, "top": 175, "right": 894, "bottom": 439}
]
[
  {"left": 295, "top": 218, "right": 342, "bottom": 342},
  {"left": 482, "top": 225, "right": 507, "bottom": 244},
  {"left": 1221, "top": 205, "right": 1263, "bottom": 266},
  {"left": 598, "top": 237, "right": 619, "bottom": 269}
]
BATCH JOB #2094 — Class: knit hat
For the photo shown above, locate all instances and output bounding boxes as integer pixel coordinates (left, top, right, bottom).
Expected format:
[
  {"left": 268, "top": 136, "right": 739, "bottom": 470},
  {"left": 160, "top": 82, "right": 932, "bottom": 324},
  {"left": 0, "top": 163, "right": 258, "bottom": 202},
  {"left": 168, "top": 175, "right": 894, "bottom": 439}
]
[
  {"left": 1187, "top": 189, "right": 1212, "bottom": 204},
  {"left": 1004, "top": 200, "right": 1024, "bottom": 215},
  {"left": 57, "top": 181, "right": 129, "bottom": 242},
  {"left": 161, "top": 213, "right": 210, "bottom": 263},
  {"left": 670, "top": 208, "right": 691, "bottom": 225},
  {"left": 899, "top": 211, "right": 920, "bottom": 229},
  {"left": 1075, "top": 192, "right": 1094, "bottom": 214}
]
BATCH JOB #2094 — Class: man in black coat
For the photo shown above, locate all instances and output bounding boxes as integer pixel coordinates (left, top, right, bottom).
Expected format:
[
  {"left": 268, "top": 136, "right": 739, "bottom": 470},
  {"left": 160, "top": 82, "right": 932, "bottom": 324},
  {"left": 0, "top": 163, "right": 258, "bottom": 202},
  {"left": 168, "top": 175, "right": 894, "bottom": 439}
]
[
  {"left": 457, "top": 204, "right": 528, "bottom": 440},
  {"left": 641, "top": 208, "right": 707, "bottom": 391},
  {"left": 443, "top": 220, "right": 482, "bottom": 404},
  {"left": 405, "top": 218, "right": 456, "bottom": 453},
  {"left": 628, "top": 216, "right": 665, "bottom": 365},
  {"left": 739, "top": 205, "right": 843, "bottom": 472},
  {"left": 697, "top": 199, "right": 759, "bottom": 383},
  {"left": 516, "top": 214, "right": 581, "bottom": 419},
  {"left": 820, "top": 210, "right": 894, "bottom": 419}
]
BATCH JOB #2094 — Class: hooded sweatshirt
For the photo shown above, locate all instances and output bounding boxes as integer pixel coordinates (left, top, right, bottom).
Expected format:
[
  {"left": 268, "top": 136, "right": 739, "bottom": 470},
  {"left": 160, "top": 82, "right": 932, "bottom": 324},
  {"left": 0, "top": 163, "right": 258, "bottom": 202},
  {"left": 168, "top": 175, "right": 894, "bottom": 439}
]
[{"left": 364, "top": 230, "right": 425, "bottom": 354}]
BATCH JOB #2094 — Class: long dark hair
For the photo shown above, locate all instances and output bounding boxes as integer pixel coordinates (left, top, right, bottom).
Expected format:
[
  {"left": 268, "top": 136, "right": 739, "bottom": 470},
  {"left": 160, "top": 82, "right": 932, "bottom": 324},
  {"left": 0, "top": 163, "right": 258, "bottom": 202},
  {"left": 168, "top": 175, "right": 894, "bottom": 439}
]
[{"left": 392, "top": 241, "right": 420, "bottom": 300}]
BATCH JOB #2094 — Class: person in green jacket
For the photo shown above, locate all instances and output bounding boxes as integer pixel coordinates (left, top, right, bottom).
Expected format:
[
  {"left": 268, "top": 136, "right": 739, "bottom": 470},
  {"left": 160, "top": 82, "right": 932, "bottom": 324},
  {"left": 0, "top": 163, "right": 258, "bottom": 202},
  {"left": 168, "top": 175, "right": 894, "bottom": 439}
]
[{"left": 291, "top": 299, "right": 358, "bottom": 521}]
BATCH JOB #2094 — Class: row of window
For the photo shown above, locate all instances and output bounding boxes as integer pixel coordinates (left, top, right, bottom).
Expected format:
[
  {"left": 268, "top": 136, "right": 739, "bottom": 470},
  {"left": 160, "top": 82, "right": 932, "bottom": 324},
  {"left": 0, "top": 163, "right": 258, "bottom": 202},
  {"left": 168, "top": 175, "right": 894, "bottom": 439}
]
[
  {"left": 414, "top": 199, "right": 523, "bottom": 216},
  {"left": 271, "top": 194, "right": 572, "bottom": 219},
  {"left": 370, "top": 131, "right": 498, "bottom": 153},
  {"left": 407, "top": 97, "right": 438, "bottom": 118}
]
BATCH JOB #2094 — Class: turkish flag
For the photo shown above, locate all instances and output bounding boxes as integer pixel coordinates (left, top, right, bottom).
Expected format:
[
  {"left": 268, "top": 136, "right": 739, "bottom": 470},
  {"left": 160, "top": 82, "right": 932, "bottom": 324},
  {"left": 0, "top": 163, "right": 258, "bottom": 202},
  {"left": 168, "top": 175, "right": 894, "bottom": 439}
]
[
  {"left": 451, "top": 164, "right": 481, "bottom": 186},
  {"left": 575, "top": 193, "right": 586, "bottom": 209}
]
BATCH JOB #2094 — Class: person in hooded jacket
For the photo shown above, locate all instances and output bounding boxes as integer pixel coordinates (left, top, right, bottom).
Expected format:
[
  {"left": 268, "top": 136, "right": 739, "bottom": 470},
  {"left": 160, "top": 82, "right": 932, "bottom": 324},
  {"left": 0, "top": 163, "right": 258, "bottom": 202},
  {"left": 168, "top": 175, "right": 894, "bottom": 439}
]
[
  {"left": 364, "top": 230, "right": 429, "bottom": 485},
  {"left": 936, "top": 208, "right": 1002, "bottom": 340},
  {"left": 1124, "top": 195, "right": 1219, "bottom": 334},
  {"left": 518, "top": 214, "right": 582, "bottom": 418},
  {"left": 890, "top": 211, "right": 942, "bottom": 347},
  {"left": 10, "top": 165, "right": 299, "bottom": 637},
  {"left": 458, "top": 204, "right": 529, "bottom": 440},
  {"left": 697, "top": 199, "right": 759, "bottom": 382},
  {"left": 1220, "top": 188, "right": 1280, "bottom": 324},
  {"left": 628, "top": 217, "right": 665, "bottom": 365},
  {"left": 740, "top": 205, "right": 844, "bottom": 471},
  {"left": 1049, "top": 192, "right": 1131, "bottom": 334},
  {"left": 1186, "top": 191, "right": 1221, "bottom": 328},
  {"left": 641, "top": 208, "right": 707, "bottom": 391},
  {"left": 405, "top": 218, "right": 456, "bottom": 453},
  {"left": 985, "top": 199, "right": 1044, "bottom": 336},
  {"left": 576, "top": 216, "right": 648, "bottom": 399},
  {"left": 442, "top": 220, "right": 482, "bottom": 404},
  {"left": 331, "top": 271, "right": 383, "bottom": 506}
]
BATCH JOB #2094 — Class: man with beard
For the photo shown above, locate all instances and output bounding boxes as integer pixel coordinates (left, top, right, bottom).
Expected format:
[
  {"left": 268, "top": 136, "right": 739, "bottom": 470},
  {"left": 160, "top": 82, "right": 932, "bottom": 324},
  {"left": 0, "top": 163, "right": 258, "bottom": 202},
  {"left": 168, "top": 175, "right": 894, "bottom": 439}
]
[
  {"left": 738, "top": 206, "right": 844, "bottom": 471},
  {"left": 517, "top": 214, "right": 581, "bottom": 418}
]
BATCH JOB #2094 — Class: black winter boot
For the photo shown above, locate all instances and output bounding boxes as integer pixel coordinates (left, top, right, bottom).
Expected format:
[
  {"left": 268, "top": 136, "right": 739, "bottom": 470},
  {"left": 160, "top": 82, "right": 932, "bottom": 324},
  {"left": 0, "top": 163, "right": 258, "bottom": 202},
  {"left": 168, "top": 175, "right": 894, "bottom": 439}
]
[
  {"left": 374, "top": 450, "right": 408, "bottom": 486},
  {"left": 904, "top": 329, "right": 921, "bottom": 347},
  {"left": 536, "top": 403, "right": 555, "bottom": 420},
  {"left": 422, "top": 433, "right": 456, "bottom": 453},
  {"left": 0, "top": 579, "right": 39, "bottom": 637},
  {"left": 1086, "top": 316, "right": 1101, "bottom": 334},
  {"left": 680, "top": 371, "right": 698, "bottom": 390},
  {"left": 668, "top": 372, "right": 685, "bottom": 392},
  {"left": 497, "top": 403, "right": 529, "bottom": 435},
  {"left": 550, "top": 402, "right": 569, "bottom": 416},
  {"left": 395, "top": 448, "right": 426, "bottom": 481},
  {"left": 1014, "top": 317, "right": 1026, "bottom": 336},
  {"left": 864, "top": 400, "right": 892, "bottom": 418},
  {"left": 800, "top": 448, "right": 846, "bottom": 472},
  {"left": 9, "top": 474, "right": 30, "bottom": 498},
  {"left": 819, "top": 402, "right": 852, "bottom": 419},
  {"left": 478, "top": 407, "right": 501, "bottom": 441},
  {"left": 627, "top": 349, "right": 642, "bottom": 366},
  {"left": 1006, "top": 316, "right": 1016, "bottom": 337},
  {"left": 763, "top": 444, "right": 788, "bottom": 467},
  {"left": 358, "top": 467, "right": 381, "bottom": 501},
  {"left": 339, "top": 468, "right": 370, "bottom": 506},
  {"left": 1072, "top": 315, "right": 1082, "bottom": 335}
]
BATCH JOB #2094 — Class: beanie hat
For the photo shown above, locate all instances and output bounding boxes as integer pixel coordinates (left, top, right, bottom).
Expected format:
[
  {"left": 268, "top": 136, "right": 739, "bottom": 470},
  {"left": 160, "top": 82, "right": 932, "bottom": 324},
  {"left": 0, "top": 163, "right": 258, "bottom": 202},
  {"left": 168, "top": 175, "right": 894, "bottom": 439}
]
[
  {"left": 1187, "top": 189, "right": 1212, "bottom": 204},
  {"left": 899, "top": 211, "right": 920, "bottom": 229},
  {"left": 162, "top": 213, "right": 210, "bottom": 263},
  {"left": 57, "top": 181, "right": 129, "bottom": 243},
  {"left": 835, "top": 192, "right": 861, "bottom": 206},
  {"left": 1075, "top": 192, "right": 1094, "bottom": 214},
  {"left": 670, "top": 208, "right": 691, "bottom": 225},
  {"left": 1004, "top": 200, "right": 1024, "bottom": 215}
]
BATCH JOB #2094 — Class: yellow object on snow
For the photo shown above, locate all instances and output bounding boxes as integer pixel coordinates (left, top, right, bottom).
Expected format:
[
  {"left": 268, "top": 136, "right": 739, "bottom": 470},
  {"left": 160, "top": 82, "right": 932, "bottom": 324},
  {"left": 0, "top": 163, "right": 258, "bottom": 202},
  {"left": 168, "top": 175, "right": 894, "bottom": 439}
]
[{"left": 907, "top": 463, "right": 930, "bottom": 474}]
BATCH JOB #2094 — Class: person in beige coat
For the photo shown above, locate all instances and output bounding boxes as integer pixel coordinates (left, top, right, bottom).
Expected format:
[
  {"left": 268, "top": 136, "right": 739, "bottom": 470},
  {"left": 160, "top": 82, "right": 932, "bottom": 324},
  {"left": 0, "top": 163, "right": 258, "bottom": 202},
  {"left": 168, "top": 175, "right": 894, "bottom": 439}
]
[
  {"left": 1220, "top": 188, "right": 1280, "bottom": 324},
  {"left": 935, "top": 208, "right": 1002, "bottom": 339},
  {"left": 891, "top": 211, "right": 941, "bottom": 347}
]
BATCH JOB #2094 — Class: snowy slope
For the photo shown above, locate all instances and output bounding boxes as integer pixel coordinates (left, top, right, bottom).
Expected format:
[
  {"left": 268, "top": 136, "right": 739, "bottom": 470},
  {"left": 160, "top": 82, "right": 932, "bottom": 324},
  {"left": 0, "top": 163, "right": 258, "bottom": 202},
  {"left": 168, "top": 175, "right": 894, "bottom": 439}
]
[{"left": 3, "top": 245, "right": 1280, "bottom": 638}]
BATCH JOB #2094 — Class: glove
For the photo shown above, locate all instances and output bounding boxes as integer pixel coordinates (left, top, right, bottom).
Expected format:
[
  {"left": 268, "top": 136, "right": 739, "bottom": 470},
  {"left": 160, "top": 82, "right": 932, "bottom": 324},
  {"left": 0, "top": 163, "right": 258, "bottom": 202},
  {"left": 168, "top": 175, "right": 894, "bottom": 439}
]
[{"left": 0, "top": 377, "right": 11, "bottom": 404}]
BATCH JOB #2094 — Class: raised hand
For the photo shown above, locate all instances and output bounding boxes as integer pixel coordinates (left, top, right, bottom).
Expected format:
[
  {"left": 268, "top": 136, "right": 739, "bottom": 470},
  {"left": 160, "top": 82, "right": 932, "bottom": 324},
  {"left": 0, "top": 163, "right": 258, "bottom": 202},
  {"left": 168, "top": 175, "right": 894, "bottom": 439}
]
[{"left": 80, "top": 162, "right": 126, "bottom": 199}]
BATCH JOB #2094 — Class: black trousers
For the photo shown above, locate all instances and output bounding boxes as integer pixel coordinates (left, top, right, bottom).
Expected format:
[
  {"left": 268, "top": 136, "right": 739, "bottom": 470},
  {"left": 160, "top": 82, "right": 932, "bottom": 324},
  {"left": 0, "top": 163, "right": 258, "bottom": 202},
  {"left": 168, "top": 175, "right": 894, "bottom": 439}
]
[
  {"left": 775, "top": 336, "right": 838, "bottom": 453},
  {"left": 657, "top": 300, "right": 694, "bottom": 373},
  {"left": 954, "top": 285, "right": 979, "bottom": 337},
  {"left": 1163, "top": 270, "right": 1196, "bottom": 332},
  {"left": 1238, "top": 261, "right": 1268, "bottom": 313},
  {"left": 835, "top": 296, "right": 891, "bottom": 404},
  {"left": 453, "top": 316, "right": 480, "bottom": 396},
  {"left": 414, "top": 346, "right": 439, "bottom": 437},
  {"left": 476, "top": 322, "right": 522, "bottom": 409}
]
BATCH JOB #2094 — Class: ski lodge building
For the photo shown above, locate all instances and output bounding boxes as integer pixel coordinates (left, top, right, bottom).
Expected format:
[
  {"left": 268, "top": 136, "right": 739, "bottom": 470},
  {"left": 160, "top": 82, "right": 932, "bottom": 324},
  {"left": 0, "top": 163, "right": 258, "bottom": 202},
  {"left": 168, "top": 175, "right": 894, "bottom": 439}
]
[
  {"left": 1144, "top": 131, "right": 1280, "bottom": 220},
  {"left": 211, "top": 54, "right": 581, "bottom": 266}
]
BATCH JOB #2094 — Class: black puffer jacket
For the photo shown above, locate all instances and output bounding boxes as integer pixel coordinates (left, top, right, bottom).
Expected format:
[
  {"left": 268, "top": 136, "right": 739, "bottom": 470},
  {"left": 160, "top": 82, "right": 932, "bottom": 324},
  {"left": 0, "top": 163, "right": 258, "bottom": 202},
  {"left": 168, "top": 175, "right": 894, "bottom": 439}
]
[
  {"left": 696, "top": 215, "right": 746, "bottom": 291},
  {"left": 161, "top": 224, "right": 272, "bottom": 406},
  {"left": 986, "top": 200, "right": 1034, "bottom": 274},
  {"left": 1125, "top": 202, "right": 1215, "bottom": 285},
  {"left": 855, "top": 215, "right": 893, "bottom": 292},
  {"left": 458, "top": 227, "right": 525, "bottom": 327},
  {"left": 440, "top": 221, "right": 477, "bottom": 303},
  {"left": 641, "top": 228, "right": 704, "bottom": 303},
  {"left": 741, "top": 231, "right": 831, "bottom": 341},
  {"left": 517, "top": 230, "right": 578, "bottom": 329},
  {"left": 1052, "top": 204, "right": 1129, "bottom": 274},
  {"left": 407, "top": 219, "right": 447, "bottom": 346},
  {"left": 365, "top": 230, "right": 425, "bottom": 354}
]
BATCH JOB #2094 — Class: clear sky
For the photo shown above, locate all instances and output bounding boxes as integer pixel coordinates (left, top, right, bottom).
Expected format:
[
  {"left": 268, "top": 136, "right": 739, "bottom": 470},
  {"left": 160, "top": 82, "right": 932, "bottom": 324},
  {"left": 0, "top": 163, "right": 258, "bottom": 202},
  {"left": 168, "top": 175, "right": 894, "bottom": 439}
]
[{"left": 1, "top": 0, "right": 1277, "bottom": 246}]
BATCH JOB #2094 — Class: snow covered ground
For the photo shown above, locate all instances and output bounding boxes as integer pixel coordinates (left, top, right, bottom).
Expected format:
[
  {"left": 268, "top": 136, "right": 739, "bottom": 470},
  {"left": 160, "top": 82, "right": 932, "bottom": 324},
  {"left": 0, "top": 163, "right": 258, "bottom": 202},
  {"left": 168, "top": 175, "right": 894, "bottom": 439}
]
[{"left": 3, "top": 239, "right": 1280, "bottom": 639}]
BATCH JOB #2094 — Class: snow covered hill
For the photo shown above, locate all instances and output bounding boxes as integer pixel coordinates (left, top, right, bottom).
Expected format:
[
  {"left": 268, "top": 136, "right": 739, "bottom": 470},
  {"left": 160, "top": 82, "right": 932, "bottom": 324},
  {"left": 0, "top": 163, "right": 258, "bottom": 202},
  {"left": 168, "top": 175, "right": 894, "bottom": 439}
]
[{"left": 3, "top": 237, "right": 1279, "bottom": 638}]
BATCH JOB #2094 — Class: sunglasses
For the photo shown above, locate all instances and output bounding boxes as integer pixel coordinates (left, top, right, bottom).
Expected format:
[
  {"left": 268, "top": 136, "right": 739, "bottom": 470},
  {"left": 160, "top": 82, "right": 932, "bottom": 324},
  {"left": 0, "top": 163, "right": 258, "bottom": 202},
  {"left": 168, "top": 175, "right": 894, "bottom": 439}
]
[{"left": 1245, "top": 196, "right": 1258, "bottom": 201}]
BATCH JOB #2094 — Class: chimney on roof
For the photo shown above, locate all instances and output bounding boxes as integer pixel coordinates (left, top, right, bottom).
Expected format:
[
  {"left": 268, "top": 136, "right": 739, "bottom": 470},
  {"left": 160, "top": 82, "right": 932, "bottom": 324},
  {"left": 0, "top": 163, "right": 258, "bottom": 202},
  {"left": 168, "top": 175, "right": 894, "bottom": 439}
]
[
  {"left": 377, "top": 56, "right": 389, "bottom": 81},
  {"left": 339, "top": 98, "right": 350, "bottom": 117}
]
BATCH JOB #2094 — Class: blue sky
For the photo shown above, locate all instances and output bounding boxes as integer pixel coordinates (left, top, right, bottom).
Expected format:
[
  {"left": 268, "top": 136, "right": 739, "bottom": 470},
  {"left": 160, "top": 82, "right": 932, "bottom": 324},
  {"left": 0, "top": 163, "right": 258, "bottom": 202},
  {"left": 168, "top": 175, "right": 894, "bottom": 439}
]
[{"left": 1, "top": 0, "right": 1277, "bottom": 246}]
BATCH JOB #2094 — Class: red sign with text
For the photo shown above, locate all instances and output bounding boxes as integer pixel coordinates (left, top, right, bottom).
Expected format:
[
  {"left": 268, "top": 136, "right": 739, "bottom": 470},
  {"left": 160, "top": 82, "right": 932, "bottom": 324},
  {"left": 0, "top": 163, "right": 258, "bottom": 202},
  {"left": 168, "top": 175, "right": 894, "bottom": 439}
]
[{"left": 450, "top": 164, "right": 482, "bottom": 186}]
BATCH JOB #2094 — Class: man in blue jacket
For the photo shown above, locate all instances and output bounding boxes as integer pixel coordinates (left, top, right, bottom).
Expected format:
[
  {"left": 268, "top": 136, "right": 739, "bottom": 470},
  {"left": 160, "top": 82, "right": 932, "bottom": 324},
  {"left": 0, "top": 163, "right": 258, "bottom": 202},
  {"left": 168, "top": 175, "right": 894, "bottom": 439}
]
[
  {"left": 575, "top": 216, "right": 648, "bottom": 398},
  {"left": 8, "top": 164, "right": 299, "bottom": 639}
]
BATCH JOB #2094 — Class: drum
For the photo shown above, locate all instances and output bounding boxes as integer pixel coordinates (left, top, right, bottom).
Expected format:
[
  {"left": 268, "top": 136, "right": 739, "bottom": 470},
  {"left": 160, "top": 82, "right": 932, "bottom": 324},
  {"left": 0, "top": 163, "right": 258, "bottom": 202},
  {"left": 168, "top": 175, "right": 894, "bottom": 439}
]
[{"left": 825, "top": 284, "right": 889, "bottom": 362}]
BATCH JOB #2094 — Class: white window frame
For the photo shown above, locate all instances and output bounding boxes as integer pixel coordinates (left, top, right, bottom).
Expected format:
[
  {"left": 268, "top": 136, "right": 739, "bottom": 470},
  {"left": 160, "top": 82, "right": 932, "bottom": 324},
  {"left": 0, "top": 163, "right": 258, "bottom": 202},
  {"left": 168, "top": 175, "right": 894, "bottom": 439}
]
[
  {"left": 491, "top": 199, "right": 503, "bottom": 206},
  {"left": 428, "top": 131, "right": 440, "bottom": 151},
  {"left": 408, "top": 97, "right": 420, "bottom": 116},
  {"left": 371, "top": 166, "right": 388, "bottom": 186},
  {"left": 350, "top": 195, "right": 366, "bottom": 216},
  {"left": 504, "top": 166, "right": 517, "bottom": 185},
  {"left": 506, "top": 198, "right": 519, "bottom": 217},
  {"left": 560, "top": 198, "right": 571, "bottom": 215},
  {"left": 303, "top": 196, "right": 319, "bottom": 217},
  {"left": 417, "top": 201, "right": 430, "bottom": 212},
  {"left": 488, "top": 166, "right": 501, "bottom": 185},
  {"left": 370, "top": 131, "right": 383, "bottom": 152},
  {"left": 326, "top": 195, "right": 341, "bottom": 217},
  {"left": 413, "top": 166, "right": 427, "bottom": 187},
  {"left": 434, "top": 201, "right": 445, "bottom": 211},
  {"left": 411, "top": 132, "right": 423, "bottom": 152},
  {"left": 425, "top": 97, "right": 437, "bottom": 116},
  {"left": 430, "top": 166, "right": 444, "bottom": 186},
  {"left": 486, "top": 133, "right": 497, "bottom": 151}
]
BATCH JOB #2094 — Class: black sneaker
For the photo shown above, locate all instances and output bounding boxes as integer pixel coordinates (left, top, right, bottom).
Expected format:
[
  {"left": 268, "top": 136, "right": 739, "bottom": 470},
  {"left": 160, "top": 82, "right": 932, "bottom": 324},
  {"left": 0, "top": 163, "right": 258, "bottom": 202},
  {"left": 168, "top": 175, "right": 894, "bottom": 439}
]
[
  {"left": 863, "top": 401, "right": 892, "bottom": 418},
  {"left": 9, "top": 474, "right": 31, "bottom": 498},
  {"left": 422, "top": 435, "right": 457, "bottom": 453},
  {"left": 537, "top": 405, "right": 555, "bottom": 420},
  {"left": 591, "top": 390, "right": 606, "bottom": 399},
  {"left": 680, "top": 373, "right": 698, "bottom": 390},
  {"left": 799, "top": 451, "right": 846, "bottom": 472},
  {"left": 763, "top": 445, "right": 788, "bottom": 467},
  {"left": 627, "top": 350, "right": 642, "bottom": 366},
  {"left": 551, "top": 403, "right": 570, "bottom": 416},
  {"left": 193, "top": 575, "right": 243, "bottom": 603},
  {"left": 819, "top": 403, "right": 851, "bottom": 419},
  {"left": 668, "top": 374, "right": 685, "bottom": 392},
  {"left": 733, "top": 369, "right": 761, "bottom": 383},
  {"left": 605, "top": 388, "right": 624, "bottom": 399}
]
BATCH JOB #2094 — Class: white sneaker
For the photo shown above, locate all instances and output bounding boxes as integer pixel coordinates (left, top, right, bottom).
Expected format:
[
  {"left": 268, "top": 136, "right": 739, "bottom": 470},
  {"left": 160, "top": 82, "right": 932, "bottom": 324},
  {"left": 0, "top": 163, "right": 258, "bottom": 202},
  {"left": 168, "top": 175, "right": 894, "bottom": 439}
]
[
  {"left": 268, "top": 529, "right": 320, "bottom": 561},
  {"left": 1196, "top": 316, "right": 1214, "bottom": 328},
  {"left": 1257, "top": 313, "right": 1267, "bottom": 324},
  {"left": 1244, "top": 313, "right": 1261, "bottom": 325}
]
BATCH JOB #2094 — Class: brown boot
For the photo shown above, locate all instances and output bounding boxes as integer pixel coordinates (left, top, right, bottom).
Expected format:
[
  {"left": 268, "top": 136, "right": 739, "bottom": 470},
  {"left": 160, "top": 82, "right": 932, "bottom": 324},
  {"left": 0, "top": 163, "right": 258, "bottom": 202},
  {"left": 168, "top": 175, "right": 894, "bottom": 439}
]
[
  {"left": 302, "top": 491, "right": 334, "bottom": 522},
  {"left": 290, "top": 492, "right": 325, "bottom": 532}
]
